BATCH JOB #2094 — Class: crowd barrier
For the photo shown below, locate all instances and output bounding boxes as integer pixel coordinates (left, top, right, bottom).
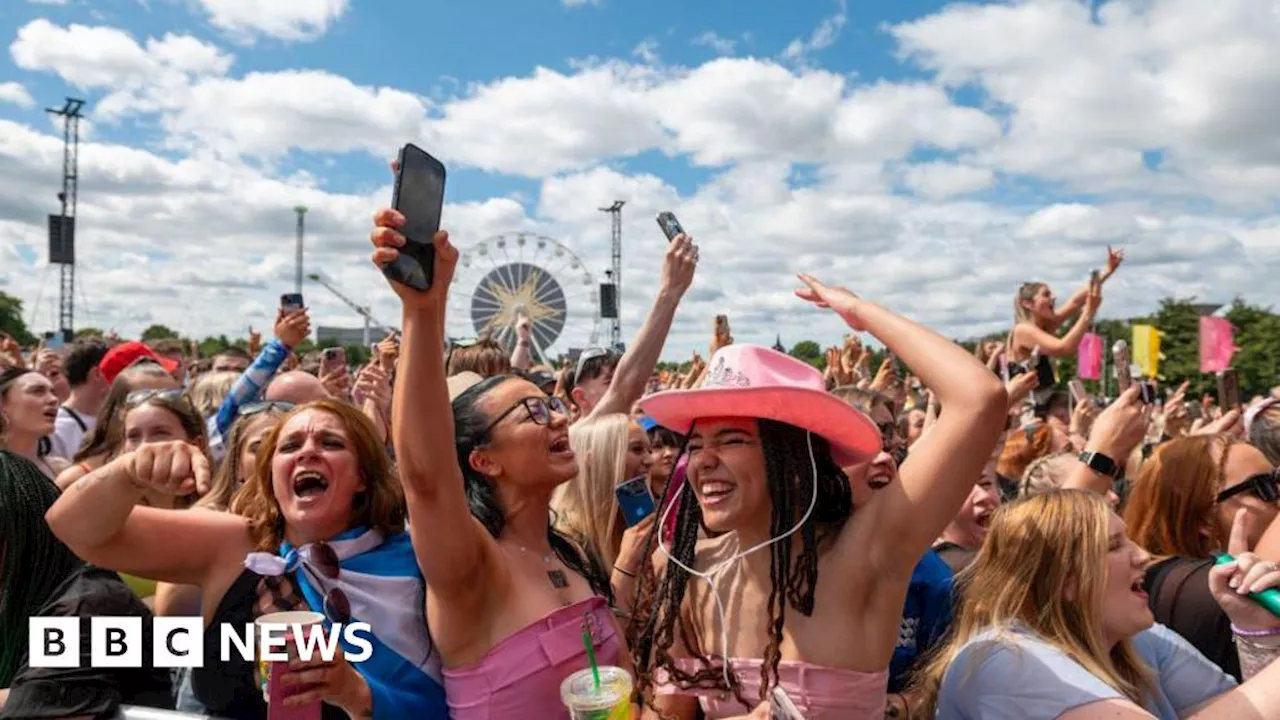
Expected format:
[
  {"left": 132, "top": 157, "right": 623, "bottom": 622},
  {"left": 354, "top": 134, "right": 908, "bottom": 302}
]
[{"left": 114, "top": 708, "right": 222, "bottom": 719}]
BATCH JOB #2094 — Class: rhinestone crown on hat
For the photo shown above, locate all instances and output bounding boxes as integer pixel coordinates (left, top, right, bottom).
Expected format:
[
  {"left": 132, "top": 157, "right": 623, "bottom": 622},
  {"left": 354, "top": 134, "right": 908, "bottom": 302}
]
[{"left": 706, "top": 355, "right": 751, "bottom": 388}]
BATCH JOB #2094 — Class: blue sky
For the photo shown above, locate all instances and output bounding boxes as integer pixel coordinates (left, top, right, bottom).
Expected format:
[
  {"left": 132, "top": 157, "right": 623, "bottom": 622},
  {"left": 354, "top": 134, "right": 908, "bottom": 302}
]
[
  {"left": 0, "top": 0, "right": 1277, "bottom": 357},
  {"left": 1, "top": 0, "right": 963, "bottom": 204}
]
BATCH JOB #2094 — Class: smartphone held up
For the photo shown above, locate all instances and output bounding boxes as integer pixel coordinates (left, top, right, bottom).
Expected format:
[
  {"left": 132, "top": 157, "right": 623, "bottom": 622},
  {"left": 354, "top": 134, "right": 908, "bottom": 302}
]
[
  {"left": 385, "top": 143, "right": 447, "bottom": 292},
  {"left": 656, "top": 211, "right": 685, "bottom": 242}
]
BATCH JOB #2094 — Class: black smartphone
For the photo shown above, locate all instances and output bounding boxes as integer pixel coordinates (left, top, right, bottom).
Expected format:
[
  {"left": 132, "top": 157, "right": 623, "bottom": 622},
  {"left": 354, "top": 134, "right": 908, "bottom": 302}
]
[
  {"left": 387, "top": 143, "right": 447, "bottom": 292},
  {"left": 656, "top": 211, "right": 685, "bottom": 242},
  {"left": 281, "top": 293, "right": 303, "bottom": 314},
  {"left": 1138, "top": 380, "right": 1158, "bottom": 405},
  {"left": 1218, "top": 369, "right": 1240, "bottom": 410}
]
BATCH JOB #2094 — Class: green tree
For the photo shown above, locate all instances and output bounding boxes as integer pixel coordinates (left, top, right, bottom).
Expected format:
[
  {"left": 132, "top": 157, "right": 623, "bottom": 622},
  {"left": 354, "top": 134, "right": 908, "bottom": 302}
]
[
  {"left": 788, "top": 340, "right": 822, "bottom": 369},
  {"left": 141, "top": 324, "right": 180, "bottom": 342},
  {"left": 1225, "top": 299, "right": 1280, "bottom": 399},
  {"left": 1147, "top": 298, "right": 1201, "bottom": 389},
  {"left": 0, "top": 291, "right": 36, "bottom": 345},
  {"left": 74, "top": 327, "right": 104, "bottom": 339}
]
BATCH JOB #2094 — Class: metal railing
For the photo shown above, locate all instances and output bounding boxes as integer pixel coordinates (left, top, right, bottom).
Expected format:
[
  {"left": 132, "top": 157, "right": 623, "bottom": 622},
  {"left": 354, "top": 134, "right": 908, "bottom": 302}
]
[{"left": 114, "top": 708, "right": 224, "bottom": 719}]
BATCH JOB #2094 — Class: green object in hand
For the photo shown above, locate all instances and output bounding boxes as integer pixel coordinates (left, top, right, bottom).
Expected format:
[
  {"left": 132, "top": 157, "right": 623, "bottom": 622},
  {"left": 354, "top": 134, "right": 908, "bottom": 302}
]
[{"left": 1214, "top": 554, "right": 1280, "bottom": 618}]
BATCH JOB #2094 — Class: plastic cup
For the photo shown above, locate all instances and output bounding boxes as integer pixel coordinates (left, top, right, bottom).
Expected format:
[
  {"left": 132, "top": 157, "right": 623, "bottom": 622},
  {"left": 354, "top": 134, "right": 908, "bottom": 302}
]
[
  {"left": 254, "top": 610, "right": 325, "bottom": 720},
  {"left": 560, "top": 666, "right": 633, "bottom": 719}
]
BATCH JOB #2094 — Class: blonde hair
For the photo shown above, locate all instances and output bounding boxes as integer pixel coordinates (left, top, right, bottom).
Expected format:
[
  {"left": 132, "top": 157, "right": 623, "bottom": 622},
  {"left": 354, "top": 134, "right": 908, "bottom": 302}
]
[
  {"left": 552, "top": 413, "right": 630, "bottom": 568},
  {"left": 912, "top": 491, "right": 1154, "bottom": 716},
  {"left": 1013, "top": 282, "right": 1048, "bottom": 327},
  {"left": 198, "top": 408, "right": 287, "bottom": 512},
  {"left": 188, "top": 371, "right": 237, "bottom": 418},
  {"left": 1019, "top": 452, "right": 1073, "bottom": 497}
]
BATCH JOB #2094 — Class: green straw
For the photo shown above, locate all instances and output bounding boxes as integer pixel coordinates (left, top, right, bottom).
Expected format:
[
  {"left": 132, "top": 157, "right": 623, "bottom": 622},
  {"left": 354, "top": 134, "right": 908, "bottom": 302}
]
[{"left": 582, "top": 624, "right": 601, "bottom": 691}]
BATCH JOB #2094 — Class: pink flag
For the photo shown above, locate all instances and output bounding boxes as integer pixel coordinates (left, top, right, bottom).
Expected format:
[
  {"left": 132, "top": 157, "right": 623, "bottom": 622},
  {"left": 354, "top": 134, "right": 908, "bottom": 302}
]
[
  {"left": 1199, "top": 317, "right": 1238, "bottom": 373},
  {"left": 1078, "top": 332, "right": 1102, "bottom": 380}
]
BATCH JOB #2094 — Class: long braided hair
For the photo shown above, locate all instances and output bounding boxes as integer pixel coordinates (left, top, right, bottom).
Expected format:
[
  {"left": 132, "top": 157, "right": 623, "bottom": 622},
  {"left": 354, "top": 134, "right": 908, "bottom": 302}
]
[
  {"left": 626, "top": 419, "right": 853, "bottom": 709},
  {"left": 452, "top": 375, "right": 614, "bottom": 603},
  {"left": 0, "top": 451, "right": 84, "bottom": 687}
]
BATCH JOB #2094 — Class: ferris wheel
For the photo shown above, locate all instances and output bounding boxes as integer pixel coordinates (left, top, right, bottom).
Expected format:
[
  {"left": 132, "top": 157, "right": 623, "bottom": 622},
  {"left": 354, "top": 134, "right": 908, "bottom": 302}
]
[{"left": 447, "top": 232, "right": 601, "bottom": 363}]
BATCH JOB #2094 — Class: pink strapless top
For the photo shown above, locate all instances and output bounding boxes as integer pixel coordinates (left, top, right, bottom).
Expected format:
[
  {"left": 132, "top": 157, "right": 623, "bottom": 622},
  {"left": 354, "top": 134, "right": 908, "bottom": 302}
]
[
  {"left": 443, "top": 596, "right": 623, "bottom": 720},
  {"left": 657, "top": 658, "right": 889, "bottom": 719}
]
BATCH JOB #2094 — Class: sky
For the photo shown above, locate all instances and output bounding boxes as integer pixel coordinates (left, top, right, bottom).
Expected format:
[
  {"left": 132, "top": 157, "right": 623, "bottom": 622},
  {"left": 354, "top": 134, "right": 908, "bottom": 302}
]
[{"left": 1, "top": 0, "right": 1279, "bottom": 360}]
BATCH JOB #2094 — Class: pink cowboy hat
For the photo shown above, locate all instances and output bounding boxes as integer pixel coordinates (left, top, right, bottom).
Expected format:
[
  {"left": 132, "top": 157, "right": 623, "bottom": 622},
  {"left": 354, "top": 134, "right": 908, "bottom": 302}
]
[{"left": 640, "top": 344, "right": 880, "bottom": 466}]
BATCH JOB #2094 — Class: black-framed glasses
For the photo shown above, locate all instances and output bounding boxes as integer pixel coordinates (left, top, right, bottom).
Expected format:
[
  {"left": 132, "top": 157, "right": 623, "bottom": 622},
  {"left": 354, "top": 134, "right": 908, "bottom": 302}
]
[
  {"left": 299, "top": 541, "right": 352, "bottom": 624},
  {"left": 479, "top": 395, "right": 568, "bottom": 439},
  {"left": 1217, "top": 470, "right": 1280, "bottom": 504},
  {"left": 125, "top": 388, "right": 187, "bottom": 407},
  {"left": 238, "top": 401, "right": 295, "bottom": 418}
]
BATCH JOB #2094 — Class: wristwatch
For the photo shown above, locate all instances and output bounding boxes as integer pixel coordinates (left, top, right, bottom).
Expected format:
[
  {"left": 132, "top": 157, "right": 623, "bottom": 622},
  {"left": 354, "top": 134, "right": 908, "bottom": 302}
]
[{"left": 1078, "top": 450, "right": 1121, "bottom": 479}]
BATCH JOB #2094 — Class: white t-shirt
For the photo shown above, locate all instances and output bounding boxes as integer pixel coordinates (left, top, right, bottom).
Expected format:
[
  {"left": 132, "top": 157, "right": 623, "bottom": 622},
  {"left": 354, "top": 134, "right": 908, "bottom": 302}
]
[{"left": 49, "top": 405, "right": 95, "bottom": 460}]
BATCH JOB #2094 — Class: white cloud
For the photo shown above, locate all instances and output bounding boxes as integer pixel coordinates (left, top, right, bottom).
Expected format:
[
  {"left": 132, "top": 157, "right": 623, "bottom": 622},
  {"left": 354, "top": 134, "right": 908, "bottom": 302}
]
[
  {"left": 633, "top": 38, "right": 660, "bottom": 65},
  {"left": 692, "top": 31, "right": 737, "bottom": 56},
  {"left": 781, "top": 0, "right": 848, "bottom": 63},
  {"left": 561, "top": 0, "right": 601, "bottom": 6},
  {"left": 27, "top": 0, "right": 67, "bottom": 5},
  {"left": 889, "top": 0, "right": 1280, "bottom": 206},
  {"left": 3, "top": 2, "right": 1280, "bottom": 360},
  {"left": 0, "top": 82, "right": 34, "bottom": 109},
  {"left": 193, "top": 0, "right": 348, "bottom": 43},
  {"left": 10, "top": 19, "right": 233, "bottom": 90}
]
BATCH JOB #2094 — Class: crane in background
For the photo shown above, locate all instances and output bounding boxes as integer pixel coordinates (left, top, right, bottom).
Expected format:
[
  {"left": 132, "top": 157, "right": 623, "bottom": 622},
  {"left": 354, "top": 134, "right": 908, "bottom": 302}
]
[{"left": 306, "top": 273, "right": 387, "bottom": 347}]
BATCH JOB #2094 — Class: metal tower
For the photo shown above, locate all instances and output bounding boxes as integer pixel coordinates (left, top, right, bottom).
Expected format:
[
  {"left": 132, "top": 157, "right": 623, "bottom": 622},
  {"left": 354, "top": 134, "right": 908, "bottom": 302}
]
[
  {"left": 46, "top": 97, "right": 85, "bottom": 342},
  {"left": 599, "top": 200, "right": 624, "bottom": 346},
  {"left": 294, "top": 206, "right": 308, "bottom": 294}
]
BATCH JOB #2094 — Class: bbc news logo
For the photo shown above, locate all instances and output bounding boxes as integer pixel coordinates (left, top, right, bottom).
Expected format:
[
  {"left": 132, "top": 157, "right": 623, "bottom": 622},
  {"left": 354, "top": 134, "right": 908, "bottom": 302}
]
[{"left": 29, "top": 617, "right": 374, "bottom": 668}]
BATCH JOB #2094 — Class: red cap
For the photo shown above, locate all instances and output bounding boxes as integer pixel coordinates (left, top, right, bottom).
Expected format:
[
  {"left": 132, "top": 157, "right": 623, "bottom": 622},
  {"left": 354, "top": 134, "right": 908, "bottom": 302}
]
[{"left": 99, "top": 341, "right": 180, "bottom": 385}]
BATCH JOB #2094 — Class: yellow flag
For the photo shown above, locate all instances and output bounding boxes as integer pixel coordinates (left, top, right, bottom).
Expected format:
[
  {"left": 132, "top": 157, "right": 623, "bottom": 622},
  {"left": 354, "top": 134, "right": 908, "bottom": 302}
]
[{"left": 1132, "top": 325, "right": 1162, "bottom": 378}]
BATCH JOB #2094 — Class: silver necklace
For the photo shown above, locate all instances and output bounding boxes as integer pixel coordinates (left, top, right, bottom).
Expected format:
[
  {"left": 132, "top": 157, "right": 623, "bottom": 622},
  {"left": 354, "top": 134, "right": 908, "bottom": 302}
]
[{"left": 514, "top": 544, "right": 569, "bottom": 589}]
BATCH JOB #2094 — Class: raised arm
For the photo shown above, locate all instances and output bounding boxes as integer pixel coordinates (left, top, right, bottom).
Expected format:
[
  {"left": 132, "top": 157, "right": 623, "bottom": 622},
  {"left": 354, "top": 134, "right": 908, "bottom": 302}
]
[
  {"left": 45, "top": 441, "right": 248, "bottom": 587},
  {"left": 1062, "top": 386, "right": 1148, "bottom": 495},
  {"left": 589, "top": 234, "right": 697, "bottom": 419},
  {"left": 1015, "top": 284, "right": 1100, "bottom": 358},
  {"left": 795, "top": 274, "right": 1007, "bottom": 573},
  {"left": 369, "top": 210, "right": 502, "bottom": 607}
]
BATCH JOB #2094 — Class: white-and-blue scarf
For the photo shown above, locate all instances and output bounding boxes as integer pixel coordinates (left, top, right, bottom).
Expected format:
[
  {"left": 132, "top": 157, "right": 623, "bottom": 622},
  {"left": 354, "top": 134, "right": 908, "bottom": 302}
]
[{"left": 244, "top": 526, "right": 448, "bottom": 719}]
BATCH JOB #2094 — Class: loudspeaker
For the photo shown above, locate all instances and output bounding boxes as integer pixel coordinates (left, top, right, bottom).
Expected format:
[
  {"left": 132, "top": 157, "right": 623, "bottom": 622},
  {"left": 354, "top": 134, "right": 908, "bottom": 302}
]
[{"left": 599, "top": 283, "right": 618, "bottom": 319}]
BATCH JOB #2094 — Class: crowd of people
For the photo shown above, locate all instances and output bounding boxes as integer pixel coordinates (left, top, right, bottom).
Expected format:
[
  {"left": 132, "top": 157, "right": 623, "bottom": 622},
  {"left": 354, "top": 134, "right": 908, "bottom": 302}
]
[{"left": 2, "top": 196, "right": 1280, "bottom": 719}]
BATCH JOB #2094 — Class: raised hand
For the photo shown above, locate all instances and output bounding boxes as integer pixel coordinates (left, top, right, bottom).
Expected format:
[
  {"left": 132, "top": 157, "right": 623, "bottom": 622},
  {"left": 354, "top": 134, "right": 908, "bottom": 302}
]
[
  {"left": 1209, "top": 509, "right": 1280, "bottom": 633},
  {"left": 274, "top": 308, "right": 310, "bottom": 349},
  {"left": 661, "top": 234, "right": 698, "bottom": 296},
  {"left": 794, "top": 273, "right": 865, "bottom": 330},
  {"left": 368, "top": 208, "right": 457, "bottom": 310},
  {"left": 114, "top": 441, "right": 210, "bottom": 497},
  {"left": 1103, "top": 245, "right": 1125, "bottom": 280}
]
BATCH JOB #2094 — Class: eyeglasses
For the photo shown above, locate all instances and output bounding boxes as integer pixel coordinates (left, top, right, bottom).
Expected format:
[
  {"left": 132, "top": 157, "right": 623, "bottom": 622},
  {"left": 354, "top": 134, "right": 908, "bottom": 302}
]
[
  {"left": 479, "top": 395, "right": 569, "bottom": 439},
  {"left": 125, "top": 388, "right": 188, "bottom": 407},
  {"left": 238, "top": 401, "right": 295, "bottom": 418},
  {"left": 1216, "top": 470, "right": 1280, "bottom": 504},
  {"left": 299, "top": 541, "right": 352, "bottom": 624}
]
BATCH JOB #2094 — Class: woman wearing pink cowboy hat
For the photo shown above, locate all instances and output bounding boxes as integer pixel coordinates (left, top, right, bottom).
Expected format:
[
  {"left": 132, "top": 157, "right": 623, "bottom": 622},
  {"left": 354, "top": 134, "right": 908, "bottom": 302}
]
[{"left": 626, "top": 274, "right": 1009, "bottom": 719}]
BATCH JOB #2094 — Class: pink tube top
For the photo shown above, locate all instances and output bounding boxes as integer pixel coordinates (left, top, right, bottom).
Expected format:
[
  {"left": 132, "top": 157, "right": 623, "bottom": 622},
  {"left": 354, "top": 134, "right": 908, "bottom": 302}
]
[
  {"left": 656, "top": 658, "right": 888, "bottom": 719},
  {"left": 443, "top": 596, "right": 623, "bottom": 720}
]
